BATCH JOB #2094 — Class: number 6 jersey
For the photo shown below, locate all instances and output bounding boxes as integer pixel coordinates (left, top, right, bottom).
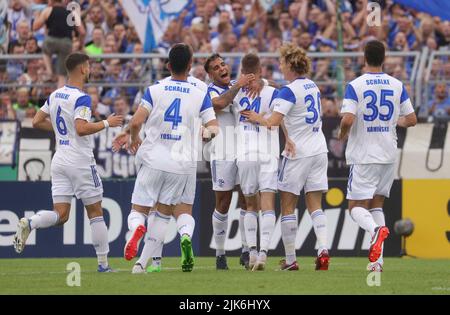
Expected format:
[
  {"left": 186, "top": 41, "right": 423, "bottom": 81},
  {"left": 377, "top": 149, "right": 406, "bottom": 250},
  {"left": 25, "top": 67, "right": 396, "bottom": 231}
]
[
  {"left": 341, "top": 72, "right": 414, "bottom": 165},
  {"left": 40, "top": 85, "right": 94, "bottom": 165}
]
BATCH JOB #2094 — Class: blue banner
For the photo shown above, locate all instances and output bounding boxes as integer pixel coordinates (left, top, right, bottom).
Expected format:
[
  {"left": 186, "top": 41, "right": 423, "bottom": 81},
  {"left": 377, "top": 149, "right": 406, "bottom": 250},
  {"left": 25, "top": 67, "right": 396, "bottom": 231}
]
[{"left": 393, "top": 0, "right": 450, "bottom": 21}]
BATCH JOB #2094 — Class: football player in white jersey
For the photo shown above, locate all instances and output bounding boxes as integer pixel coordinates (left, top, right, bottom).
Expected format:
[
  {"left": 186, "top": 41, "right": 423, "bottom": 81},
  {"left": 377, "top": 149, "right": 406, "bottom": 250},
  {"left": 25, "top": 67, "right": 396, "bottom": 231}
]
[
  {"left": 203, "top": 53, "right": 256, "bottom": 270},
  {"left": 13, "top": 52, "right": 124, "bottom": 272},
  {"left": 339, "top": 40, "right": 417, "bottom": 271},
  {"left": 232, "top": 53, "right": 279, "bottom": 271},
  {"left": 243, "top": 43, "right": 331, "bottom": 271},
  {"left": 116, "top": 73, "right": 209, "bottom": 273},
  {"left": 123, "top": 43, "right": 218, "bottom": 273}
]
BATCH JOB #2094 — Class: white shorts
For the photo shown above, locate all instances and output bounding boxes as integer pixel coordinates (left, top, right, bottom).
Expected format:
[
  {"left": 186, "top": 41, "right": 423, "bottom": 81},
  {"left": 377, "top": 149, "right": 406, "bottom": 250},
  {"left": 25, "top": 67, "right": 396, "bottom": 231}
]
[
  {"left": 131, "top": 165, "right": 189, "bottom": 207},
  {"left": 51, "top": 162, "right": 103, "bottom": 205},
  {"left": 277, "top": 153, "right": 328, "bottom": 195},
  {"left": 211, "top": 160, "right": 238, "bottom": 191},
  {"left": 180, "top": 171, "right": 196, "bottom": 205},
  {"left": 346, "top": 163, "right": 395, "bottom": 200},
  {"left": 237, "top": 159, "right": 278, "bottom": 196}
]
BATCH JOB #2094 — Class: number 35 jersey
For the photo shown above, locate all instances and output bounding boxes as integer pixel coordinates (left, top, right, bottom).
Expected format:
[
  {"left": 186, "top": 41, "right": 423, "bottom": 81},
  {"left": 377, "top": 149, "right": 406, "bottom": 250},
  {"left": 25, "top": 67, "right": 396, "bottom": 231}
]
[
  {"left": 138, "top": 79, "right": 216, "bottom": 175},
  {"left": 341, "top": 73, "right": 414, "bottom": 165},
  {"left": 40, "top": 85, "right": 94, "bottom": 165},
  {"left": 272, "top": 78, "right": 328, "bottom": 160}
]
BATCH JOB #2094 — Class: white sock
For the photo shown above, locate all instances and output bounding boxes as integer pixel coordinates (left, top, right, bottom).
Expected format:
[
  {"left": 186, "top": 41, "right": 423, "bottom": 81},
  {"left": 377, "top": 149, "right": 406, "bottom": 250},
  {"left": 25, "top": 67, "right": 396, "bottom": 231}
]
[
  {"left": 244, "top": 211, "right": 258, "bottom": 250},
  {"left": 239, "top": 210, "right": 249, "bottom": 252},
  {"left": 281, "top": 214, "right": 297, "bottom": 265},
  {"left": 350, "top": 207, "right": 379, "bottom": 237},
  {"left": 212, "top": 209, "right": 228, "bottom": 256},
  {"left": 127, "top": 209, "right": 147, "bottom": 232},
  {"left": 370, "top": 208, "right": 385, "bottom": 263},
  {"left": 147, "top": 212, "right": 163, "bottom": 263},
  {"left": 177, "top": 213, "right": 195, "bottom": 238},
  {"left": 90, "top": 216, "right": 109, "bottom": 268},
  {"left": 310, "top": 209, "right": 328, "bottom": 255},
  {"left": 29, "top": 210, "right": 59, "bottom": 230},
  {"left": 137, "top": 211, "right": 170, "bottom": 268},
  {"left": 260, "top": 210, "right": 276, "bottom": 252}
]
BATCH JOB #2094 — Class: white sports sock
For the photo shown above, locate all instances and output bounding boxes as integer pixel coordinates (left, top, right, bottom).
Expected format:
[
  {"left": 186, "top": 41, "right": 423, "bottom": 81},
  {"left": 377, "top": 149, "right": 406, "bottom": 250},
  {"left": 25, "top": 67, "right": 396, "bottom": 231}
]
[
  {"left": 244, "top": 211, "right": 258, "bottom": 249},
  {"left": 177, "top": 213, "right": 195, "bottom": 238},
  {"left": 212, "top": 209, "right": 228, "bottom": 256},
  {"left": 146, "top": 212, "right": 163, "bottom": 262},
  {"left": 260, "top": 210, "right": 276, "bottom": 252},
  {"left": 370, "top": 208, "right": 385, "bottom": 263},
  {"left": 281, "top": 214, "right": 297, "bottom": 265},
  {"left": 127, "top": 209, "right": 147, "bottom": 232},
  {"left": 90, "top": 216, "right": 109, "bottom": 268},
  {"left": 137, "top": 211, "right": 170, "bottom": 268},
  {"left": 29, "top": 210, "right": 59, "bottom": 230},
  {"left": 239, "top": 210, "right": 249, "bottom": 252},
  {"left": 310, "top": 209, "right": 328, "bottom": 255},
  {"left": 350, "top": 207, "right": 379, "bottom": 237}
]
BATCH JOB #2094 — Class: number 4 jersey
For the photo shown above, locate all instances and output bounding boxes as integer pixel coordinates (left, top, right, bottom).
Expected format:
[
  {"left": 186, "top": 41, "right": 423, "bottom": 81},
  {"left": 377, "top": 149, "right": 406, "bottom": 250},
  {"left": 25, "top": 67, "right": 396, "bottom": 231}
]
[
  {"left": 341, "top": 72, "right": 414, "bottom": 165},
  {"left": 138, "top": 79, "right": 216, "bottom": 175},
  {"left": 41, "top": 85, "right": 95, "bottom": 165}
]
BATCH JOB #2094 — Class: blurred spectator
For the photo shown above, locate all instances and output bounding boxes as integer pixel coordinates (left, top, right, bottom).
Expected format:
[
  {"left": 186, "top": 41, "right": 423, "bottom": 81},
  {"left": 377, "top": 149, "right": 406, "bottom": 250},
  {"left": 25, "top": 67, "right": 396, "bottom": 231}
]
[
  {"left": 12, "top": 87, "right": 38, "bottom": 122},
  {"left": 0, "top": 93, "right": 16, "bottom": 120},
  {"left": 113, "top": 96, "right": 132, "bottom": 124},
  {"left": 322, "top": 98, "right": 339, "bottom": 118},
  {"left": 33, "top": 0, "right": 85, "bottom": 87},
  {"left": 85, "top": 27, "right": 104, "bottom": 55},
  {"left": 25, "top": 36, "right": 41, "bottom": 53},
  {"left": 7, "top": 42, "right": 26, "bottom": 81},
  {"left": 428, "top": 83, "right": 450, "bottom": 118}
]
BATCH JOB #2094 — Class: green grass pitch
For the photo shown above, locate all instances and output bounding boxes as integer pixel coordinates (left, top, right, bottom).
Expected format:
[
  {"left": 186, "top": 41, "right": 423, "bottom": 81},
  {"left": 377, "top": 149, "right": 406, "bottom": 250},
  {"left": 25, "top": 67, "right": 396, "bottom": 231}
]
[{"left": 0, "top": 257, "right": 449, "bottom": 295}]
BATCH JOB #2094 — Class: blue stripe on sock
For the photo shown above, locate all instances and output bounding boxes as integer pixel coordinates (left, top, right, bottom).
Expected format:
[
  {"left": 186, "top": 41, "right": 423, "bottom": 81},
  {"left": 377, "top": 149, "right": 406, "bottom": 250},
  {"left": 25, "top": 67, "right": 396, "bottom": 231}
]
[{"left": 213, "top": 212, "right": 227, "bottom": 222}]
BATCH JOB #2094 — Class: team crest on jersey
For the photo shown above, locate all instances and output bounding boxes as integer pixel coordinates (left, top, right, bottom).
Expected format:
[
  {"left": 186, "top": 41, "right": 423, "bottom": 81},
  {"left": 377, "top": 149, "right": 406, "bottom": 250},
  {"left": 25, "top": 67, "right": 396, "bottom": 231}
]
[{"left": 218, "top": 178, "right": 225, "bottom": 187}]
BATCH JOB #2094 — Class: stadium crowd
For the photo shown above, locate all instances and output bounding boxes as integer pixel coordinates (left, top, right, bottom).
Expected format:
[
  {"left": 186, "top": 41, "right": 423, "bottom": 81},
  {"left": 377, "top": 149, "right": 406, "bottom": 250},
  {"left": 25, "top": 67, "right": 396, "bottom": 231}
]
[{"left": 0, "top": 0, "right": 449, "bottom": 123}]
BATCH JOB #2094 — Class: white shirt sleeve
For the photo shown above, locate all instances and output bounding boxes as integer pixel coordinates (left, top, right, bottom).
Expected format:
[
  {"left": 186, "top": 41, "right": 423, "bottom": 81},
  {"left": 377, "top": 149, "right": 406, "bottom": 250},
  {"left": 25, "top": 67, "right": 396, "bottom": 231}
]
[
  {"left": 273, "top": 86, "right": 295, "bottom": 115},
  {"left": 341, "top": 83, "right": 358, "bottom": 115},
  {"left": 74, "top": 95, "right": 92, "bottom": 122}
]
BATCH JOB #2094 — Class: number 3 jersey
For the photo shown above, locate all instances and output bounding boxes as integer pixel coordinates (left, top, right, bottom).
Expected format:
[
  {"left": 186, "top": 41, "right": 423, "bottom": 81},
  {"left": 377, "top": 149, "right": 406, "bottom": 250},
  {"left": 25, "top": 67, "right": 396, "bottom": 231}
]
[
  {"left": 272, "top": 78, "right": 328, "bottom": 160},
  {"left": 138, "top": 79, "right": 216, "bottom": 175},
  {"left": 40, "top": 85, "right": 94, "bottom": 165},
  {"left": 232, "top": 85, "right": 279, "bottom": 161},
  {"left": 341, "top": 72, "right": 414, "bottom": 165}
]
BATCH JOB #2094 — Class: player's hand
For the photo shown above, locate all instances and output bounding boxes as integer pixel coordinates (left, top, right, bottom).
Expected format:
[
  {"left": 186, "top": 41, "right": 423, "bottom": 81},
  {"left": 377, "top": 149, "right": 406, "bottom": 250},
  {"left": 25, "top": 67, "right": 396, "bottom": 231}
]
[
  {"left": 112, "top": 132, "right": 130, "bottom": 152},
  {"left": 236, "top": 74, "right": 256, "bottom": 89},
  {"left": 241, "top": 110, "right": 262, "bottom": 124},
  {"left": 246, "top": 79, "right": 264, "bottom": 99},
  {"left": 284, "top": 137, "right": 296, "bottom": 158},
  {"left": 129, "top": 136, "right": 142, "bottom": 155},
  {"left": 107, "top": 113, "right": 124, "bottom": 128}
]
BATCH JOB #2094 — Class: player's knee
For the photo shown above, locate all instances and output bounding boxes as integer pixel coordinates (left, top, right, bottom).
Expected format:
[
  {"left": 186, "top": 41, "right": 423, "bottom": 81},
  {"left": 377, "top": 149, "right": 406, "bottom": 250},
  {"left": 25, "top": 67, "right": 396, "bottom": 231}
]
[
  {"left": 58, "top": 211, "right": 70, "bottom": 224},
  {"left": 216, "top": 192, "right": 232, "bottom": 213}
]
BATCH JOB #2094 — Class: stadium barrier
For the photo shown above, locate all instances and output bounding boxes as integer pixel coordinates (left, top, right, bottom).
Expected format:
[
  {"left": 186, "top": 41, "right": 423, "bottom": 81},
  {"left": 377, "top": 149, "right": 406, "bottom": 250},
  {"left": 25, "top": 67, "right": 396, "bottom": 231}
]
[{"left": 0, "top": 179, "right": 403, "bottom": 258}]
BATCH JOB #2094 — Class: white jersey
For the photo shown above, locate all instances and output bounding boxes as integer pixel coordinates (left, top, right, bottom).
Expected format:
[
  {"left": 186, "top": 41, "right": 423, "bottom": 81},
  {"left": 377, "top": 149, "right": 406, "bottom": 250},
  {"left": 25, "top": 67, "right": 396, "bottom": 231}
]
[
  {"left": 341, "top": 72, "right": 414, "bottom": 164},
  {"left": 208, "top": 80, "right": 237, "bottom": 161},
  {"left": 272, "top": 78, "right": 328, "bottom": 159},
  {"left": 41, "top": 85, "right": 94, "bottom": 165},
  {"left": 232, "top": 85, "right": 279, "bottom": 160},
  {"left": 137, "top": 79, "right": 216, "bottom": 175},
  {"left": 158, "top": 75, "right": 208, "bottom": 92}
]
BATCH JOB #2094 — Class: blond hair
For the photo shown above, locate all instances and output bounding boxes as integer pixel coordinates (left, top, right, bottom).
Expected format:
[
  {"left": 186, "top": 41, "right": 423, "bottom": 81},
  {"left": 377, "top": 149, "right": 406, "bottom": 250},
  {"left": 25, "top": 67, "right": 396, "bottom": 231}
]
[{"left": 279, "top": 43, "right": 311, "bottom": 76}]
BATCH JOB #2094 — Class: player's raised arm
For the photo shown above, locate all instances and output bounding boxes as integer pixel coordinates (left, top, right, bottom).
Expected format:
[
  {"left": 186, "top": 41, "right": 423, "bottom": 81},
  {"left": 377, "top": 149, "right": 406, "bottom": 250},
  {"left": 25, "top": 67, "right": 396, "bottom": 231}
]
[{"left": 210, "top": 74, "right": 255, "bottom": 110}]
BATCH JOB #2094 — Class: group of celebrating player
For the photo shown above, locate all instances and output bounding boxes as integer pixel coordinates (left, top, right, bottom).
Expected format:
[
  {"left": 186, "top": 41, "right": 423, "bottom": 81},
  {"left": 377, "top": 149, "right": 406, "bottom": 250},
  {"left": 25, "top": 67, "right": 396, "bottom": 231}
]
[{"left": 13, "top": 39, "right": 417, "bottom": 274}]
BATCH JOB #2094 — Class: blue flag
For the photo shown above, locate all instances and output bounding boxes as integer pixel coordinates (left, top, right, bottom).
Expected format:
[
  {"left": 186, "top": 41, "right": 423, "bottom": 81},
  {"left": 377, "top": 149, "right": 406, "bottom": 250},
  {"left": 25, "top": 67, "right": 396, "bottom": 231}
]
[{"left": 393, "top": 0, "right": 450, "bottom": 21}]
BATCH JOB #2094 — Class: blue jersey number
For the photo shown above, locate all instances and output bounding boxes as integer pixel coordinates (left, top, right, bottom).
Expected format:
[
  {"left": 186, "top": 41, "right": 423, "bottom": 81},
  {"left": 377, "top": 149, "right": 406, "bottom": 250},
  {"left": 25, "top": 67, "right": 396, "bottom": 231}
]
[
  {"left": 164, "top": 98, "right": 182, "bottom": 129},
  {"left": 363, "top": 89, "right": 394, "bottom": 122},
  {"left": 239, "top": 97, "right": 261, "bottom": 121},
  {"left": 56, "top": 106, "right": 67, "bottom": 135},
  {"left": 305, "top": 92, "right": 321, "bottom": 124}
]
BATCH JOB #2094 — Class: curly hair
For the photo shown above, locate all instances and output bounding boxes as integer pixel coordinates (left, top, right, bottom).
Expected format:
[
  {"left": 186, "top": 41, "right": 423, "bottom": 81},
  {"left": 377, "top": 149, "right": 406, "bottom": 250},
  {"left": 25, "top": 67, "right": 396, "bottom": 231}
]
[{"left": 279, "top": 43, "right": 311, "bottom": 76}]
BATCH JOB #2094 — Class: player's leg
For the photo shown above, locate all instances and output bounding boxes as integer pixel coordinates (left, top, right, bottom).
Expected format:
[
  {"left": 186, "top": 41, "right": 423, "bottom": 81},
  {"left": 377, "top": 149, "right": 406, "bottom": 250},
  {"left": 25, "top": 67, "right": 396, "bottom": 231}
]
[
  {"left": 367, "top": 195, "right": 386, "bottom": 271},
  {"left": 84, "top": 196, "right": 113, "bottom": 272},
  {"left": 347, "top": 164, "right": 389, "bottom": 263},
  {"left": 124, "top": 204, "right": 150, "bottom": 261},
  {"left": 253, "top": 191, "right": 276, "bottom": 271},
  {"left": 211, "top": 160, "right": 237, "bottom": 269},
  {"left": 304, "top": 153, "right": 330, "bottom": 270},
  {"left": 173, "top": 203, "right": 196, "bottom": 272},
  {"left": 279, "top": 191, "right": 299, "bottom": 270},
  {"left": 237, "top": 186, "right": 250, "bottom": 267},
  {"left": 14, "top": 199, "right": 71, "bottom": 254}
]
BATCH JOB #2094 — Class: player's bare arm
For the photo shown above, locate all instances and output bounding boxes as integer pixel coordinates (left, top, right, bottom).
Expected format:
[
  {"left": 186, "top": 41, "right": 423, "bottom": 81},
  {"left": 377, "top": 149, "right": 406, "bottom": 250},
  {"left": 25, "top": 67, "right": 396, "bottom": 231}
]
[
  {"left": 241, "top": 110, "right": 284, "bottom": 129},
  {"left": 32, "top": 110, "right": 53, "bottom": 132},
  {"left": 75, "top": 113, "right": 123, "bottom": 137},
  {"left": 397, "top": 112, "right": 417, "bottom": 128},
  {"left": 212, "top": 74, "right": 255, "bottom": 110},
  {"left": 338, "top": 113, "right": 355, "bottom": 140},
  {"left": 281, "top": 121, "right": 296, "bottom": 158},
  {"left": 129, "top": 106, "right": 150, "bottom": 154}
]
